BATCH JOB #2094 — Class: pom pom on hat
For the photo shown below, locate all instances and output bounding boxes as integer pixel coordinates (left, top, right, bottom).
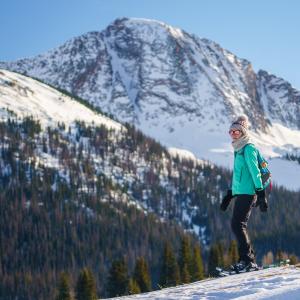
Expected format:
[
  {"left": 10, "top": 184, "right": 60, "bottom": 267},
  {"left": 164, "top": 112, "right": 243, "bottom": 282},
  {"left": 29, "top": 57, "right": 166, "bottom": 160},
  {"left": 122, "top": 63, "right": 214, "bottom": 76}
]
[{"left": 234, "top": 115, "right": 250, "bottom": 129}]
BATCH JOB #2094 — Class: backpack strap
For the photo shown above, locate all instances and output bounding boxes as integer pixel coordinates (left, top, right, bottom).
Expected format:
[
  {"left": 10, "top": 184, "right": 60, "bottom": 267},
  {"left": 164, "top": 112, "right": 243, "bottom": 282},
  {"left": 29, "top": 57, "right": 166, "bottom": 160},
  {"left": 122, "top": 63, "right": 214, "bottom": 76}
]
[{"left": 242, "top": 143, "right": 271, "bottom": 189}]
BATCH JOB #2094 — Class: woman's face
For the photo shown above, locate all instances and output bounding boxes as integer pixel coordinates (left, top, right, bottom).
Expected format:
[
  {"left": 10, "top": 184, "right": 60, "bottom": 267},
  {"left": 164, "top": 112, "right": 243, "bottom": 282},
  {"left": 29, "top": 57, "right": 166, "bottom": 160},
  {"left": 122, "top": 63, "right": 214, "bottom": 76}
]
[{"left": 229, "top": 129, "right": 243, "bottom": 141}]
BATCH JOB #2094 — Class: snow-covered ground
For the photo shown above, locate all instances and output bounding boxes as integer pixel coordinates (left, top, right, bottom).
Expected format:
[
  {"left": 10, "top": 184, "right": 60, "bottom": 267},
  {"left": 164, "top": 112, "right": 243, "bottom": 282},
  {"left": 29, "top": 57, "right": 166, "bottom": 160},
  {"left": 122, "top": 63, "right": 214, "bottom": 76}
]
[{"left": 107, "top": 266, "right": 300, "bottom": 300}]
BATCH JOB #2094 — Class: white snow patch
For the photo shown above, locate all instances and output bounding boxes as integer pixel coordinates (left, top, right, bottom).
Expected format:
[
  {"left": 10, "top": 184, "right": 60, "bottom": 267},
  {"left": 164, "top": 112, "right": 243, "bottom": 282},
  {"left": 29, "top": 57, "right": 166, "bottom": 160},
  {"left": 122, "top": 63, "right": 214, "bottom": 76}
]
[
  {"left": 108, "top": 266, "right": 300, "bottom": 300},
  {"left": 0, "top": 69, "right": 123, "bottom": 131}
]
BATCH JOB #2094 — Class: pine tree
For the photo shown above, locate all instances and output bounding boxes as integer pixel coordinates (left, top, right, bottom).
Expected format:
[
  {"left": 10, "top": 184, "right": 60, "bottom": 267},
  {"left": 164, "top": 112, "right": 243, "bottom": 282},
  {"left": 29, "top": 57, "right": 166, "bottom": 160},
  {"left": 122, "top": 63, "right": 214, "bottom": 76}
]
[
  {"left": 208, "top": 244, "right": 222, "bottom": 276},
  {"left": 56, "top": 272, "right": 72, "bottom": 300},
  {"left": 178, "top": 236, "right": 192, "bottom": 283},
  {"left": 191, "top": 244, "right": 204, "bottom": 281},
  {"left": 216, "top": 242, "right": 225, "bottom": 268},
  {"left": 159, "top": 242, "right": 180, "bottom": 288},
  {"left": 133, "top": 257, "right": 152, "bottom": 292},
  {"left": 262, "top": 251, "right": 274, "bottom": 266},
  {"left": 289, "top": 254, "right": 298, "bottom": 265},
  {"left": 106, "top": 258, "right": 129, "bottom": 297},
  {"left": 276, "top": 250, "right": 285, "bottom": 262},
  {"left": 128, "top": 278, "right": 141, "bottom": 295},
  {"left": 75, "top": 268, "right": 97, "bottom": 300},
  {"left": 181, "top": 263, "right": 190, "bottom": 283},
  {"left": 227, "top": 240, "right": 239, "bottom": 267}
]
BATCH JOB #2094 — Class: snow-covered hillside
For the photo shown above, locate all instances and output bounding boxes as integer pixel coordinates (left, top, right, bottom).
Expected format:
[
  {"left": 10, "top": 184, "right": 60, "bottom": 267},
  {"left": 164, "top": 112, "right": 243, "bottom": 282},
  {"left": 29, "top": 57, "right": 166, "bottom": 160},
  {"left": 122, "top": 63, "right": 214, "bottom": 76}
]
[
  {"left": 109, "top": 266, "right": 300, "bottom": 300},
  {"left": 0, "top": 69, "right": 122, "bottom": 131},
  {"left": 1, "top": 18, "right": 300, "bottom": 190}
]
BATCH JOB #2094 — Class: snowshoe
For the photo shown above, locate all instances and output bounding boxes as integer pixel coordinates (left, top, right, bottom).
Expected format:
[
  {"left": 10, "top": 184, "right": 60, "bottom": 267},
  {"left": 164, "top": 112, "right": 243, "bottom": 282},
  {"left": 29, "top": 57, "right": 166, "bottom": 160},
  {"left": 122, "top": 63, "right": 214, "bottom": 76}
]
[
  {"left": 231, "top": 261, "right": 259, "bottom": 273},
  {"left": 215, "top": 261, "right": 259, "bottom": 277}
]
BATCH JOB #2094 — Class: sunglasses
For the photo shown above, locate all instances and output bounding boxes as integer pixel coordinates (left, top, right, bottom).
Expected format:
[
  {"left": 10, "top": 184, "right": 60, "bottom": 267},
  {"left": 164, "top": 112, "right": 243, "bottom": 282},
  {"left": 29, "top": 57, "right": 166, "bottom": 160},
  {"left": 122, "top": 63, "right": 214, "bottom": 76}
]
[{"left": 229, "top": 129, "right": 241, "bottom": 135}]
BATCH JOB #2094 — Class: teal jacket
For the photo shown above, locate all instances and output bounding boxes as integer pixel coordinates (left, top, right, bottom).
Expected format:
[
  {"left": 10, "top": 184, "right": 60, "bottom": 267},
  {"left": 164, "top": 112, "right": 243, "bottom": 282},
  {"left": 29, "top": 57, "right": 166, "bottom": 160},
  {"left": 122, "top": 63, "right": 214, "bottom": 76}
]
[{"left": 232, "top": 143, "right": 263, "bottom": 195}]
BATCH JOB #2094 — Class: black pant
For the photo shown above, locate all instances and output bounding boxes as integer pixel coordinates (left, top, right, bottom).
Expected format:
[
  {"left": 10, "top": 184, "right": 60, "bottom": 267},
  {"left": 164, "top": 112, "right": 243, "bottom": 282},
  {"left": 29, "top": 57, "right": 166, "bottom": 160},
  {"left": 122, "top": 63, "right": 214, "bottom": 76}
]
[{"left": 231, "top": 194, "right": 256, "bottom": 264}]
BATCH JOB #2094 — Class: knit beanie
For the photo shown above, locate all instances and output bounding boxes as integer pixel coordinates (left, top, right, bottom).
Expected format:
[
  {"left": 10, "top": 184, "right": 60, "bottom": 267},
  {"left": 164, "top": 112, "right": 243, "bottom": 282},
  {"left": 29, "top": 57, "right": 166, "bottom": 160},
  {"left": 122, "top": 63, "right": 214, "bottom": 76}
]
[{"left": 229, "top": 115, "right": 250, "bottom": 136}]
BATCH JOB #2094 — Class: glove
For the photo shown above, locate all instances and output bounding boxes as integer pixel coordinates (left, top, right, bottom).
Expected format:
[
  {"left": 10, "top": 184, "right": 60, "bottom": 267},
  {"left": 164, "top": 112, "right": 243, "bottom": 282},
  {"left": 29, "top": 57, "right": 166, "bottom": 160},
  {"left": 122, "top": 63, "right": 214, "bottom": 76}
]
[
  {"left": 220, "top": 190, "right": 233, "bottom": 211},
  {"left": 256, "top": 189, "right": 268, "bottom": 212}
]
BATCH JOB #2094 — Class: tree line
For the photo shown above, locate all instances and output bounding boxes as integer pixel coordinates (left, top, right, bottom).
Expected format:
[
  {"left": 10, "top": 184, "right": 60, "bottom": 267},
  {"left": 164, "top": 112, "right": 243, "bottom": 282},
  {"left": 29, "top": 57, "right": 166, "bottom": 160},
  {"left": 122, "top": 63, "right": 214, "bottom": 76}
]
[{"left": 54, "top": 236, "right": 205, "bottom": 299}]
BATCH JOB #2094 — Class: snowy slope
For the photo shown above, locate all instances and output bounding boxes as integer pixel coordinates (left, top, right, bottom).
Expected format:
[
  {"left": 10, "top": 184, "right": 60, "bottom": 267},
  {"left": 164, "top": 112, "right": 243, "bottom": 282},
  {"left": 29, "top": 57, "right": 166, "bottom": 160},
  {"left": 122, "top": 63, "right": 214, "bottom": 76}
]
[
  {"left": 0, "top": 69, "right": 123, "bottom": 131},
  {"left": 108, "top": 266, "right": 300, "bottom": 300},
  {"left": 1, "top": 18, "right": 300, "bottom": 190},
  {"left": 143, "top": 117, "right": 300, "bottom": 191}
]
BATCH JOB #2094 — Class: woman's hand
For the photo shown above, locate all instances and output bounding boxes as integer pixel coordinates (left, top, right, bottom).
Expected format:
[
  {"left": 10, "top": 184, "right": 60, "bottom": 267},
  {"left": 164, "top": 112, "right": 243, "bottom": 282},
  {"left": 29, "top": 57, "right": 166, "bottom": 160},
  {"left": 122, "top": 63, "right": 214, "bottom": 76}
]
[
  {"left": 255, "top": 189, "right": 268, "bottom": 212},
  {"left": 220, "top": 189, "right": 233, "bottom": 211}
]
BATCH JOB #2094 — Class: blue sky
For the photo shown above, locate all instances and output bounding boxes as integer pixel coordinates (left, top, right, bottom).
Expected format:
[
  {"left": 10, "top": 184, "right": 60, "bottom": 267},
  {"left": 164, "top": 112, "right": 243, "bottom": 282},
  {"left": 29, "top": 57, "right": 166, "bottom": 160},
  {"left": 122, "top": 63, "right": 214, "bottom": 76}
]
[{"left": 1, "top": 0, "right": 300, "bottom": 89}]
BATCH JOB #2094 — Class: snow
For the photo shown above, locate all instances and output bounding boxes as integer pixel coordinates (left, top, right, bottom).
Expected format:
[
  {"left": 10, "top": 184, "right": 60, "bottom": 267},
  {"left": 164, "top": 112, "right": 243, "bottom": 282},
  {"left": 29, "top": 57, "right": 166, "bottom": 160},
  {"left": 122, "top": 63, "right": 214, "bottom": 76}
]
[
  {"left": 168, "top": 147, "right": 204, "bottom": 163},
  {"left": 266, "top": 158, "right": 300, "bottom": 191},
  {"left": 107, "top": 266, "right": 300, "bottom": 300},
  {"left": 0, "top": 69, "right": 123, "bottom": 131}
]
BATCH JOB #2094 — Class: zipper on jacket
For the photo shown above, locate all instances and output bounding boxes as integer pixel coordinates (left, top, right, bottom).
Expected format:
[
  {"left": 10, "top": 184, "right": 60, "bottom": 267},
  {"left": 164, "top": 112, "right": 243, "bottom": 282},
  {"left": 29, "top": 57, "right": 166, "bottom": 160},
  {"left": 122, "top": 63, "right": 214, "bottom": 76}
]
[{"left": 239, "top": 168, "right": 243, "bottom": 182}]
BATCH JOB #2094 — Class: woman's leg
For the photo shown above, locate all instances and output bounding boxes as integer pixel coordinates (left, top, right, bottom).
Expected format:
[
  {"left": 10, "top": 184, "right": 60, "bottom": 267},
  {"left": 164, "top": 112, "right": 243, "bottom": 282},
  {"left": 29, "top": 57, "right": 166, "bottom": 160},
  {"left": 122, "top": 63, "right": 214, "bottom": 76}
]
[{"left": 231, "top": 194, "right": 256, "bottom": 264}]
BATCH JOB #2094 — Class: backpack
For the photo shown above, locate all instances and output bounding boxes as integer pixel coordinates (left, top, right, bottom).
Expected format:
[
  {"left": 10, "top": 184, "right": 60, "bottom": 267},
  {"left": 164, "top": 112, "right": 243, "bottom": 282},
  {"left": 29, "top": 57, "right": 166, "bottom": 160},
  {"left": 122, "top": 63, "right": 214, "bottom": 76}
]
[{"left": 243, "top": 144, "right": 272, "bottom": 191}]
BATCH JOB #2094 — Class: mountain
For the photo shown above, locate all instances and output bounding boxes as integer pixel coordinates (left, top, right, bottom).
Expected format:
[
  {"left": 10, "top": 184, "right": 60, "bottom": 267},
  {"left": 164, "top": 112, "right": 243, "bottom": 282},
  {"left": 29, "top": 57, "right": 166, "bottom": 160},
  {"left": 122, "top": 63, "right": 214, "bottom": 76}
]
[
  {"left": 110, "top": 265, "right": 300, "bottom": 300},
  {"left": 1, "top": 17, "right": 300, "bottom": 190},
  {"left": 0, "top": 18, "right": 269, "bottom": 130}
]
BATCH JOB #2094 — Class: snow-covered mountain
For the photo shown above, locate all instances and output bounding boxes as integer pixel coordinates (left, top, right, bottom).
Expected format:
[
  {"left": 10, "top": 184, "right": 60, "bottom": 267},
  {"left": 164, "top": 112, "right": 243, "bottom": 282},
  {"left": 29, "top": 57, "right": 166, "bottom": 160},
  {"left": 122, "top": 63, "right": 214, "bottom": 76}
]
[
  {"left": 109, "top": 266, "right": 300, "bottom": 300},
  {"left": 1, "top": 17, "right": 300, "bottom": 190},
  {"left": 0, "top": 18, "right": 269, "bottom": 129}
]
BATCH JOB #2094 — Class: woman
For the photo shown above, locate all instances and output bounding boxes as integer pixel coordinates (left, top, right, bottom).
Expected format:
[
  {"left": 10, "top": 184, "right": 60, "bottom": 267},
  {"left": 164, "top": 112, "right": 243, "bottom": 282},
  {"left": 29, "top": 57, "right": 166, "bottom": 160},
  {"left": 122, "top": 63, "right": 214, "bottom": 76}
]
[{"left": 220, "top": 115, "right": 268, "bottom": 272}]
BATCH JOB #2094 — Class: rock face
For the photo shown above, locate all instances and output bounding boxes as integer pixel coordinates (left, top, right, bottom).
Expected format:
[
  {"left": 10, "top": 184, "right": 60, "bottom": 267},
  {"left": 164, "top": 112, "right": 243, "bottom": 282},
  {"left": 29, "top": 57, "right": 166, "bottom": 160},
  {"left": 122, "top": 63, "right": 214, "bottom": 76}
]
[{"left": 257, "top": 70, "right": 300, "bottom": 129}]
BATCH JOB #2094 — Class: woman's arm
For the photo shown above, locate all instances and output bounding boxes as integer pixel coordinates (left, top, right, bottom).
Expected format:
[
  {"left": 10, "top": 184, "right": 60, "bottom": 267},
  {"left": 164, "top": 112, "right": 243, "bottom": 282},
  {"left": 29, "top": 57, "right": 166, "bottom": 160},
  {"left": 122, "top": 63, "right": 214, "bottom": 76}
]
[{"left": 244, "top": 145, "right": 263, "bottom": 190}]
